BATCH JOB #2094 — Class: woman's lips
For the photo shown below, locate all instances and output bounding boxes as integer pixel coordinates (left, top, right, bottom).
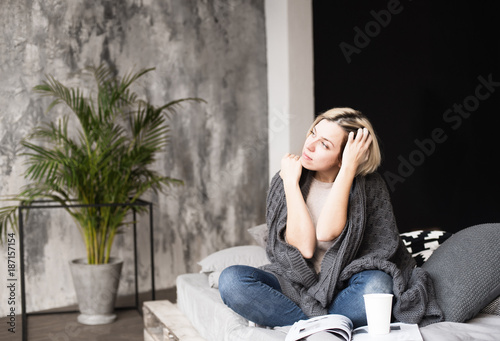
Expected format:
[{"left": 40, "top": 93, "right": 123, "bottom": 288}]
[{"left": 302, "top": 152, "right": 312, "bottom": 161}]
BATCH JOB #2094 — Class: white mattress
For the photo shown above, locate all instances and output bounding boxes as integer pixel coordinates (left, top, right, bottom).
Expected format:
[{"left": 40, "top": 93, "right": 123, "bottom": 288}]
[
  {"left": 176, "top": 273, "right": 500, "bottom": 341},
  {"left": 177, "top": 273, "right": 288, "bottom": 340}
]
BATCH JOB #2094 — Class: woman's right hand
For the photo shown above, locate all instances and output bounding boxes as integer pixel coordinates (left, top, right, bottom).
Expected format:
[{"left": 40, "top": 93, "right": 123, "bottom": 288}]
[
  {"left": 280, "top": 153, "right": 302, "bottom": 187},
  {"left": 280, "top": 153, "right": 316, "bottom": 259}
]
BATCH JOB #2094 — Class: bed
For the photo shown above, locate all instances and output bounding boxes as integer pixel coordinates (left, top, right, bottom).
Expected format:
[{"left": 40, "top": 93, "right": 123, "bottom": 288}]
[{"left": 176, "top": 223, "right": 500, "bottom": 340}]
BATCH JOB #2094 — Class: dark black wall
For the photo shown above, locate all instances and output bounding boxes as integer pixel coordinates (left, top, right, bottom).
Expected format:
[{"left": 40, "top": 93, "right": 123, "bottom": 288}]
[{"left": 313, "top": 0, "right": 500, "bottom": 233}]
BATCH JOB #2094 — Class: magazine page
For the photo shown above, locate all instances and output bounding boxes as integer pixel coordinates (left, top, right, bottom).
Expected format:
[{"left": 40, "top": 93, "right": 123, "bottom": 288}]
[
  {"left": 305, "top": 331, "right": 349, "bottom": 341},
  {"left": 352, "top": 323, "right": 423, "bottom": 341},
  {"left": 285, "top": 314, "right": 353, "bottom": 341}
]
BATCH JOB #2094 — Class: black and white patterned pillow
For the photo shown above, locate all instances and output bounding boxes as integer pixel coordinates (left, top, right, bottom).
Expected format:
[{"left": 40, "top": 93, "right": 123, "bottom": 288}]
[
  {"left": 481, "top": 296, "right": 500, "bottom": 316},
  {"left": 400, "top": 230, "right": 453, "bottom": 266}
]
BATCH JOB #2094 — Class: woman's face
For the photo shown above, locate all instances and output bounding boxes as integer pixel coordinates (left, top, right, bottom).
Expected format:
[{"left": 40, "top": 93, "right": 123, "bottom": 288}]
[{"left": 301, "top": 120, "right": 346, "bottom": 179}]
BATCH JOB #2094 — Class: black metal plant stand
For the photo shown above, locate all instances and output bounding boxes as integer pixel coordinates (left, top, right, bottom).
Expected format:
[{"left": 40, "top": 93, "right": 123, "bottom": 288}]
[{"left": 17, "top": 199, "right": 156, "bottom": 341}]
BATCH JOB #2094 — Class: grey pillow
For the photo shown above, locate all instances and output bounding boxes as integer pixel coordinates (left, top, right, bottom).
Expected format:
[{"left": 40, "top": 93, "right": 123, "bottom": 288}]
[
  {"left": 247, "top": 223, "right": 268, "bottom": 248},
  {"left": 422, "top": 223, "right": 500, "bottom": 322}
]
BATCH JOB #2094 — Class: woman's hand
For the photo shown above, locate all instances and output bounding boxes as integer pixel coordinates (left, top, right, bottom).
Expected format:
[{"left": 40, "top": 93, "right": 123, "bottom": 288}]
[
  {"left": 341, "top": 128, "right": 373, "bottom": 172},
  {"left": 280, "top": 153, "right": 303, "bottom": 187},
  {"left": 279, "top": 153, "right": 316, "bottom": 258}
]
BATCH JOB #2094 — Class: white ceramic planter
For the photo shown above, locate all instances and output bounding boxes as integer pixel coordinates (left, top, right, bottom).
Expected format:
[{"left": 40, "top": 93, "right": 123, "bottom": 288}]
[{"left": 69, "top": 257, "right": 123, "bottom": 325}]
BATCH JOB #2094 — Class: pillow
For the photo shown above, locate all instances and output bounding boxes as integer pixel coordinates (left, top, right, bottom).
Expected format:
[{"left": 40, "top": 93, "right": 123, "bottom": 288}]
[
  {"left": 422, "top": 223, "right": 500, "bottom": 322},
  {"left": 247, "top": 223, "right": 268, "bottom": 248},
  {"left": 400, "top": 230, "right": 453, "bottom": 266},
  {"left": 198, "top": 245, "right": 270, "bottom": 274},
  {"left": 481, "top": 295, "right": 500, "bottom": 316},
  {"left": 208, "top": 271, "right": 222, "bottom": 288}
]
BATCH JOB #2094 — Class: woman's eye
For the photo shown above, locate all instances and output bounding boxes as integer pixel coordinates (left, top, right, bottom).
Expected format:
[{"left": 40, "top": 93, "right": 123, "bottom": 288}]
[
  {"left": 322, "top": 142, "right": 329, "bottom": 149},
  {"left": 310, "top": 130, "right": 316, "bottom": 136}
]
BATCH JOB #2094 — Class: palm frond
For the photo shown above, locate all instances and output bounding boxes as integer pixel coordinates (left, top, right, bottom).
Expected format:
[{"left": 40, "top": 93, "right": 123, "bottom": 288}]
[
  {"left": 158, "top": 97, "right": 206, "bottom": 119},
  {"left": 0, "top": 64, "right": 204, "bottom": 264},
  {"left": 0, "top": 205, "right": 18, "bottom": 242}
]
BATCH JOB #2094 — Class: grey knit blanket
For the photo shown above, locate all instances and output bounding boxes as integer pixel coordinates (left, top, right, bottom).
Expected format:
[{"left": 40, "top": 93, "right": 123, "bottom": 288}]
[{"left": 261, "top": 170, "right": 444, "bottom": 326}]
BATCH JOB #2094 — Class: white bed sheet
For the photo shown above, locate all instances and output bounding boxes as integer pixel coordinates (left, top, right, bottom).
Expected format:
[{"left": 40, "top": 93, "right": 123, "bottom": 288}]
[
  {"left": 176, "top": 273, "right": 500, "bottom": 341},
  {"left": 420, "top": 313, "right": 500, "bottom": 341}
]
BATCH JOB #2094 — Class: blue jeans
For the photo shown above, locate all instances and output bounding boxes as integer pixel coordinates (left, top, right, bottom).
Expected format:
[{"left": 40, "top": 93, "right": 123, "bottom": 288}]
[{"left": 218, "top": 265, "right": 393, "bottom": 328}]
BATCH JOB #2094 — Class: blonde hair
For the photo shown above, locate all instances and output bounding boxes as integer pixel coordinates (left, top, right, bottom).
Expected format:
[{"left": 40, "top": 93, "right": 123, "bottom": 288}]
[{"left": 307, "top": 107, "right": 381, "bottom": 176}]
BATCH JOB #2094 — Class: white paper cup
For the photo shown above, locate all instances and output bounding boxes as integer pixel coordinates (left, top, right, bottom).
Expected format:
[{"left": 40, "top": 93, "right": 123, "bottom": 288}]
[{"left": 363, "top": 293, "right": 393, "bottom": 335}]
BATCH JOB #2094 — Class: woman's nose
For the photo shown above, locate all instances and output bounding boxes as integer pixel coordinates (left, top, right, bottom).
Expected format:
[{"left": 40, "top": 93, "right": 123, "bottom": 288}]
[{"left": 306, "top": 140, "right": 315, "bottom": 152}]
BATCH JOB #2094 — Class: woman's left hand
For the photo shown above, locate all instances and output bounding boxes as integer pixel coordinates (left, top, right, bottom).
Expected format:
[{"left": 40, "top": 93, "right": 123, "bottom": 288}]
[{"left": 341, "top": 128, "right": 373, "bottom": 171}]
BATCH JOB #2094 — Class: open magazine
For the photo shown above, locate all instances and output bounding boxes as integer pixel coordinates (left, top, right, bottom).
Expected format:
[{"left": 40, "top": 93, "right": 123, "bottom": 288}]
[{"left": 285, "top": 314, "right": 423, "bottom": 341}]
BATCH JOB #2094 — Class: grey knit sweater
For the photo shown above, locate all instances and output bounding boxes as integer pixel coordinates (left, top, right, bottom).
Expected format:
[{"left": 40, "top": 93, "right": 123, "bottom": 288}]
[{"left": 260, "top": 170, "right": 444, "bottom": 326}]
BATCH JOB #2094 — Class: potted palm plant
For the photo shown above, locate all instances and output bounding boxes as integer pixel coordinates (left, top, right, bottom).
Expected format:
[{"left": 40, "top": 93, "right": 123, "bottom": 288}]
[{"left": 0, "top": 65, "right": 201, "bottom": 324}]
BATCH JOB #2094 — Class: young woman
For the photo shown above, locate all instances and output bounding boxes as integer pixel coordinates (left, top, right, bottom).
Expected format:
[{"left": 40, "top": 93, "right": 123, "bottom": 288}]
[{"left": 219, "top": 108, "right": 443, "bottom": 328}]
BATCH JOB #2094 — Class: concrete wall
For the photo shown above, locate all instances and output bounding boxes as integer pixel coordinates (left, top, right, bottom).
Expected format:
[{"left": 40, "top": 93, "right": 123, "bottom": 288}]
[{"left": 0, "top": 0, "right": 267, "bottom": 315}]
